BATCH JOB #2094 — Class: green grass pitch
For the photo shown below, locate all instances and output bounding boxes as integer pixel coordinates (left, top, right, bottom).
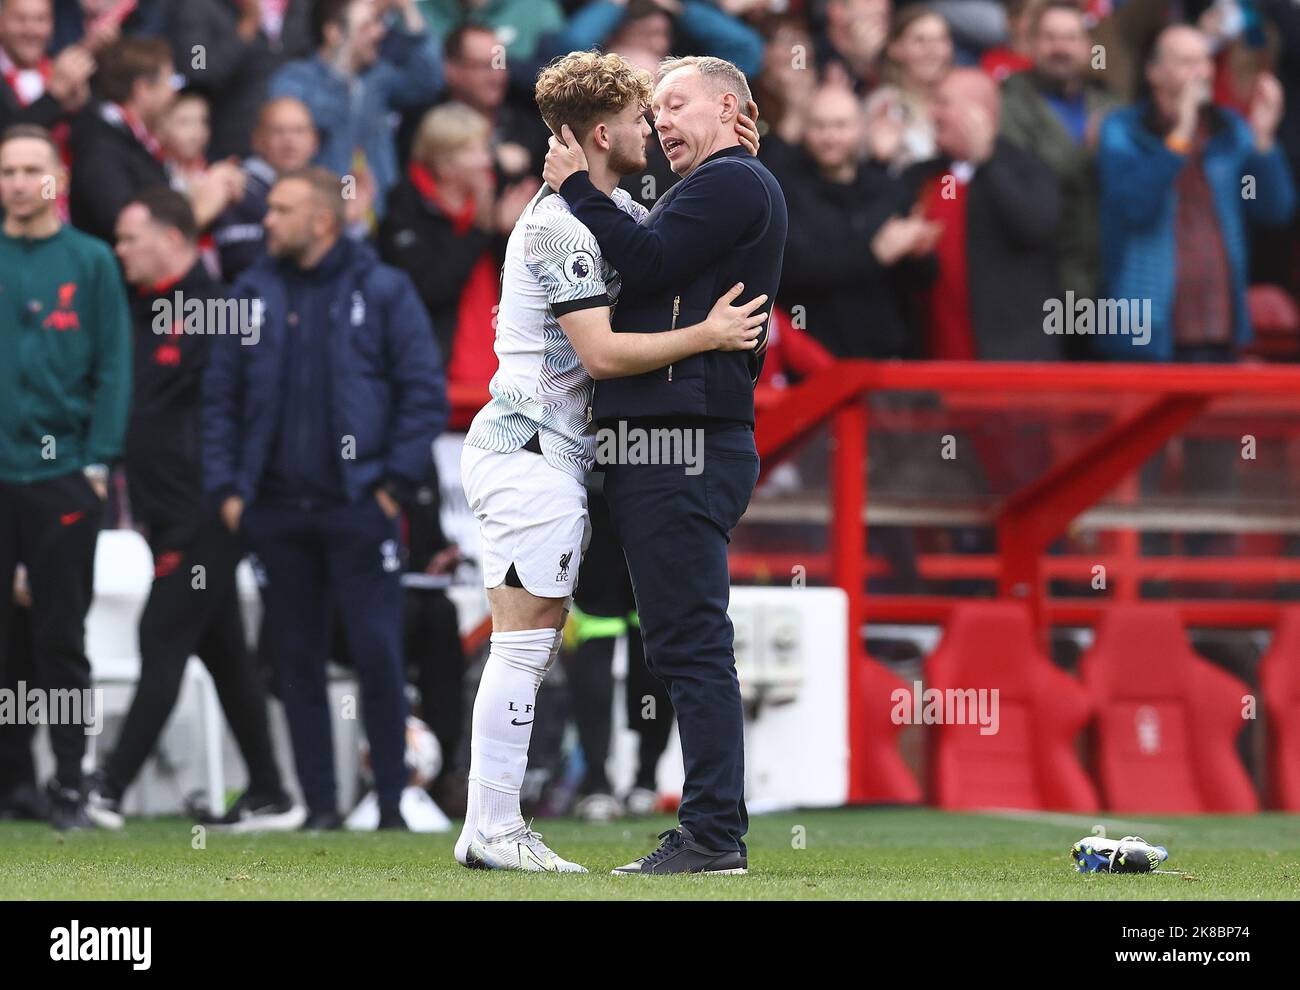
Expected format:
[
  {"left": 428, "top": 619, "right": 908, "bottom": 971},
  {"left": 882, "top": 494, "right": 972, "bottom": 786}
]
[{"left": 1, "top": 808, "right": 1297, "bottom": 900}]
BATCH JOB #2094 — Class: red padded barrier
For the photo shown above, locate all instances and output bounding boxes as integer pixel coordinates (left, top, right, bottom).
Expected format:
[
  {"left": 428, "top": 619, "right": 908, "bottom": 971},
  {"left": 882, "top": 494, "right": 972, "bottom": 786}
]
[
  {"left": 1260, "top": 610, "right": 1300, "bottom": 810},
  {"left": 1080, "top": 605, "right": 1258, "bottom": 813},
  {"left": 924, "top": 602, "right": 1098, "bottom": 811}
]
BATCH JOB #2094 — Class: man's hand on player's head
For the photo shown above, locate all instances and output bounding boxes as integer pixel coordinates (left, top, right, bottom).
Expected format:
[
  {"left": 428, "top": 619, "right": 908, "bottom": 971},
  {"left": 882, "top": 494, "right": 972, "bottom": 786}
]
[
  {"left": 736, "top": 99, "right": 760, "bottom": 156},
  {"left": 702, "top": 282, "right": 769, "bottom": 351},
  {"left": 543, "top": 124, "right": 589, "bottom": 191}
]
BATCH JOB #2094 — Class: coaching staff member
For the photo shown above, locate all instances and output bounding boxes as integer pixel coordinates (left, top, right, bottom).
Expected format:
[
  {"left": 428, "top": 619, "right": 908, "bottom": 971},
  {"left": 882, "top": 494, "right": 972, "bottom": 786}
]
[
  {"left": 84, "top": 187, "right": 298, "bottom": 832},
  {"left": 0, "top": 124, "right": 131, "bottom": 830},
  {"left": 202, "top": 166, "right": 446, "bottom": 831},
  {"left": 544, "top": 55, "right": 786, "bottom": 874}
]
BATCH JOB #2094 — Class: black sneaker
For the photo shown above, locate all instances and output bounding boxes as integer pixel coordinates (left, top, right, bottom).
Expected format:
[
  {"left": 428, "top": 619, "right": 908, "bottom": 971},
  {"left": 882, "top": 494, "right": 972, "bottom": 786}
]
[
  {"left": 300, "top": 808, "right": 344, "bottom": 832},
  {"left": 377, "top": 803, "right": 408, "bottom": 831},
  {"left": 46, "top": 779, "right": 94, "bottom": 831},
  {"left": 611, "top": 826, "right": 748, "bottom": 876},
  {"left": 84, "top": 770, "right": 124, "bottom": 831},
  {"left": 199, "top": 790, "right": 305, "bottom": 833}
]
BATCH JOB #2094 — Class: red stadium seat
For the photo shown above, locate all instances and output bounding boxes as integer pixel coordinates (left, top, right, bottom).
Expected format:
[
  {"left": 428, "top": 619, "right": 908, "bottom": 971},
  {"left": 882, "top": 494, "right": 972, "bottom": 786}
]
[
  {"left": 1080, "top": 605, "right": 1258, "bottom": 813},
  {"left": 856, "top": 655, "right": 923, "bottom": 804},
  {"left": 923, "top": 603, "right": 1098, "bottom": 811},
  {"left": 1259, "top": 610, "right": 1300, "bottom": 810}
]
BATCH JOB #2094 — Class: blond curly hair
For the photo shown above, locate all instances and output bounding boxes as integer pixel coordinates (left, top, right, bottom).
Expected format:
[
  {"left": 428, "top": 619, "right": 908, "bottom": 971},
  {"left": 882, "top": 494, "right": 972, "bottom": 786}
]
[{"left": 534, "top": 50, "right": 653, "bottom": 142}]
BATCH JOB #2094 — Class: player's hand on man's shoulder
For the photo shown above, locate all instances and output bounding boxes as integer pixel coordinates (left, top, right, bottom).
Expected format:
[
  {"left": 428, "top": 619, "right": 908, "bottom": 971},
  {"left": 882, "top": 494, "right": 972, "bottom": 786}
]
[
  {"left": 543, "top": 124, "right": 590, "bottom": 192},
  {"left": 701, "top": 282, "right": 769, "bottom": 352}
]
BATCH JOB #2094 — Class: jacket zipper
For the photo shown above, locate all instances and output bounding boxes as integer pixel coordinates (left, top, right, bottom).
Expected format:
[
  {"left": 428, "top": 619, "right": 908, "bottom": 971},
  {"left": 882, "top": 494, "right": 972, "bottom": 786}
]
[{"left": 668, "top": 295, "right": 680, "bottom": 382}]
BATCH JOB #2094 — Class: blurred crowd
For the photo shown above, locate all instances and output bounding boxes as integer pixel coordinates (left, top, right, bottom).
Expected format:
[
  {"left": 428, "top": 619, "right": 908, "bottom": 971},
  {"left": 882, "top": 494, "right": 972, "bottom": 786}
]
[
  {"left": 3, "top": 0, "right": 1295, "bottom": 372},
  {"left": 1, "top": 0, "right": 1298, "bottom": 830}
]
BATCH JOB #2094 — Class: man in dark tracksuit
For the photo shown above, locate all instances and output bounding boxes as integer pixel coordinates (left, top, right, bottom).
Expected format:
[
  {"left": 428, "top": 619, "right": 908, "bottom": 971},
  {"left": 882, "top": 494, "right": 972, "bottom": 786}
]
[
  {"left": 0, "top": 125, "right": 131, "bottom": 830},
  {"left": 550, "top": 56, "right": 786, "bottom": 873},
  {"left": 202, "top": 166, "right": 446, "bottom": 831},
  {"left": 84, "top": 187, "right": 297, "bottom": 832}
]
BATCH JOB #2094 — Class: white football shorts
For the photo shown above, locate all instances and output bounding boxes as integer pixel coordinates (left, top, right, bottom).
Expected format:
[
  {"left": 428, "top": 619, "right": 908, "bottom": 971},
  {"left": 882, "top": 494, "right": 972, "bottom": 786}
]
[{"left": 461, "top": 443, "right": 591, "bottom": 598}]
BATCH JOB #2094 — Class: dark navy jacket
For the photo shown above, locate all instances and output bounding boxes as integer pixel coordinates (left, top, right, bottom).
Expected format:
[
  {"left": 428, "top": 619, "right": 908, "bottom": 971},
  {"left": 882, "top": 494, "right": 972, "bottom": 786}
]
[
  {"left": 201, "top": 237, "right": 447, "bottom": 507},
  {"left": 560, "top": 145, "right": 787, "bottom": 425}
]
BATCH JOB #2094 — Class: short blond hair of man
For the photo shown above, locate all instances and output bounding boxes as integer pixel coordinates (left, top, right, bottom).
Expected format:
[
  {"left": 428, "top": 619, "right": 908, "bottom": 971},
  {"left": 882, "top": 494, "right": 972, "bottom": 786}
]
[
  {"left": 534, "top": 50, "right": 653, "bottom": 142},
  {"left": 657, "top": 54, "right": 752, "bottom": 107}
]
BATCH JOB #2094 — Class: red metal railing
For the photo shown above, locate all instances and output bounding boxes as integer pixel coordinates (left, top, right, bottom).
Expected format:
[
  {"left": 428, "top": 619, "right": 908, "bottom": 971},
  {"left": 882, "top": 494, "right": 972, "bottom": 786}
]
[
  {"left": 751, "top": 361, "right": 1300, "bottom": 801},
  {"left": 453, "top": 363, "right": 1300, "bottom": 801}
]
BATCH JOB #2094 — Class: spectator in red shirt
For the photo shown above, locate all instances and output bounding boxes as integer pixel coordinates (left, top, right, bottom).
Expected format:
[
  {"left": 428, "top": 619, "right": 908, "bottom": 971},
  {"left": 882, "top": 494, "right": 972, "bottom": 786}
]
[{"left": 904, "top": 67, "right": 1063, "bottom": 360}]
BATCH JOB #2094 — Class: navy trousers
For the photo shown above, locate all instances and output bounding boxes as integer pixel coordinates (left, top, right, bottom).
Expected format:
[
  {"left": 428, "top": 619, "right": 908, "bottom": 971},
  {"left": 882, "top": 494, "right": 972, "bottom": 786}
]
[
  {"left": 242, "top": 497, "right": 408, "bottom": 813},
  {"left": 603, "top": 423, "right": 759, "bottom": 854}
]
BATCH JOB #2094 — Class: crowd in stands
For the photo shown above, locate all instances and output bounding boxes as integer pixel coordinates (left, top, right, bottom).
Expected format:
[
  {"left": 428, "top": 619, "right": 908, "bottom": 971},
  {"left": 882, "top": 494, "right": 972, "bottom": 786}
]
[
  {"left": 3, "top": 0, "right": 1294, "bottom": 376},
  {"left": 1, "top": 0, "right": 1298, "bottom": 829}
]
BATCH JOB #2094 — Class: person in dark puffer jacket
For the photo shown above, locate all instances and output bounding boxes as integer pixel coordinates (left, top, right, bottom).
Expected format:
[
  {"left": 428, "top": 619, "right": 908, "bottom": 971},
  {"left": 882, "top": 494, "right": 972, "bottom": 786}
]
[{"left": 203, "top": 165, "right": 446, "bottom": 832}]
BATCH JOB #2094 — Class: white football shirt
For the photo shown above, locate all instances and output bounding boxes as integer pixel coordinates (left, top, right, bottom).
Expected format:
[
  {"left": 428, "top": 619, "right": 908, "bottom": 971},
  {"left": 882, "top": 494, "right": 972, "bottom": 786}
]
[{"left": 465, "top": 184, "right": 647, "bottom": 481}]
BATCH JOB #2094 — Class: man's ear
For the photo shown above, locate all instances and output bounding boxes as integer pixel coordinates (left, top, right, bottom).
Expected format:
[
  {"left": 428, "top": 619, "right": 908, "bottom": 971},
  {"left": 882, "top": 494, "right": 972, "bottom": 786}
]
[
  {"left": 719, "top": 92, "right": 738, "bottom": 122},
  {"left": 591, "top": 121, "right": 610, "bottom": 152}
]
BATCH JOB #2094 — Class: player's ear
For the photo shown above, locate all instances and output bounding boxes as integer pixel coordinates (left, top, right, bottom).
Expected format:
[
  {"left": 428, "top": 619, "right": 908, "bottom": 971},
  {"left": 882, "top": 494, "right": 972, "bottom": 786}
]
[{"left": 591, "top": 121, "right": 611, "bottom": 152}]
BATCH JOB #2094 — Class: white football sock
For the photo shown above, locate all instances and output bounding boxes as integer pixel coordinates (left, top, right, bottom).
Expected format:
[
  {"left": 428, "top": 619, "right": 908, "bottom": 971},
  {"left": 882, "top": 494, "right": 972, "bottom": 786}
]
[
  {"left": 455, "top": 771, "right": 481, "bottom": 864},
  {"left": 470, "top": 628, "right": 558, "bottom": 838}
]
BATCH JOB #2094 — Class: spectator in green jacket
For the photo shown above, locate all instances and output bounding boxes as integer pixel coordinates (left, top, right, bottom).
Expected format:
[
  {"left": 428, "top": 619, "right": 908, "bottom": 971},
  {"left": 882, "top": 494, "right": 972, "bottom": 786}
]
[
  {"left": 0, "top": 123, "right": 131, "bottom": 830},
  {"left": 417, "top": 0, "right": 565, "bottom": 63},
  {"left": 998, "top": 0, "right": 1119, "bottom": 313}
]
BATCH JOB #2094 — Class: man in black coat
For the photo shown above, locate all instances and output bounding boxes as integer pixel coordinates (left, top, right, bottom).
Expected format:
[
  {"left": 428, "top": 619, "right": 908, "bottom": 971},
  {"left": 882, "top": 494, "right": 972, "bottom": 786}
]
[
  {"left": 546, "top": 55, "right": 785, "bottom": 875},
  {"left": 69, "top": 36, "right": 173, "bottom": 244},
  {"left": 902, "top": 68, "right": 1063, "bottom": 361},
  {"left": 779, "top": 85, "right": 938, "bottom": 359}
]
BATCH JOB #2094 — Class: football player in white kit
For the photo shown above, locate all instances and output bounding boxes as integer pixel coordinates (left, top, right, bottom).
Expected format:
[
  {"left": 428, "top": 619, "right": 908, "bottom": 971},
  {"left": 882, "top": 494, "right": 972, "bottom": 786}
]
[{"left": 455, "top": 50, "right": 767, "bottom": 872}]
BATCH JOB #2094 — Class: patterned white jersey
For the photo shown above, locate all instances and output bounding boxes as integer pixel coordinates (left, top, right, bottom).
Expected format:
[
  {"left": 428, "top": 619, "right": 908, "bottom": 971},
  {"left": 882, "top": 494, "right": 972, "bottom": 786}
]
[{"left": 465, "top": 184, "right": 647, "bottom": 481}]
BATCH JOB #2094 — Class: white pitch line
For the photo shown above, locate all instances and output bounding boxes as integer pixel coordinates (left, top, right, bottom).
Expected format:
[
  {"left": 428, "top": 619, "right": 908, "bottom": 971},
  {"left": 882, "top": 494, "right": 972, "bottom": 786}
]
[{"left": 975, "top": 809, "right": 1172, "bottom": 834}]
